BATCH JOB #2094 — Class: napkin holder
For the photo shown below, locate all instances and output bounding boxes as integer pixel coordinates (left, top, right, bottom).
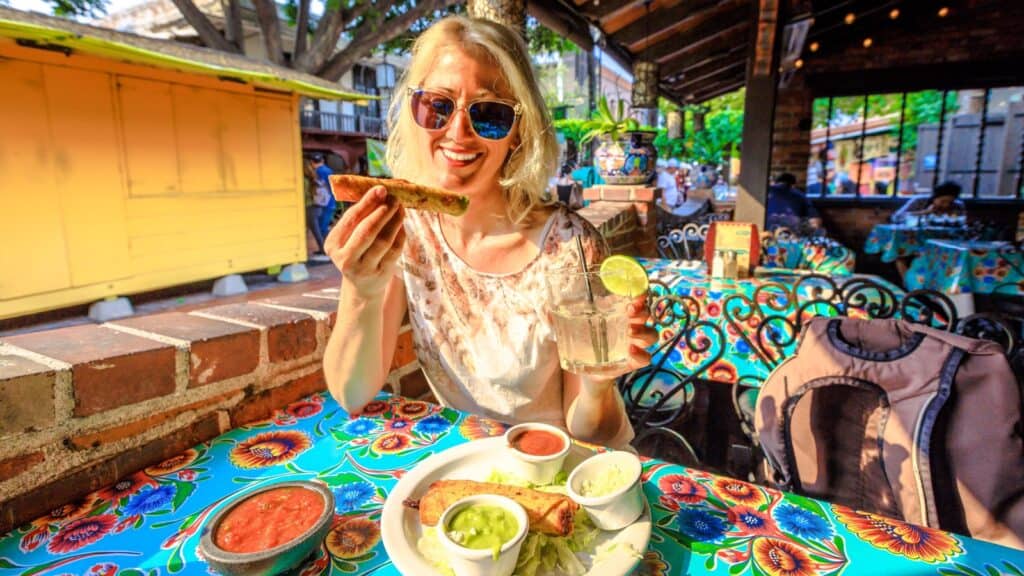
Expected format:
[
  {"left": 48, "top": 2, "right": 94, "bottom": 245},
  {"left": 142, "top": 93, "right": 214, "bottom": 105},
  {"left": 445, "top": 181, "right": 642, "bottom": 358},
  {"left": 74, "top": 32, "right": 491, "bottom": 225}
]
[{"left": 705, "top": 221, "right": 760, "bottom": 279}]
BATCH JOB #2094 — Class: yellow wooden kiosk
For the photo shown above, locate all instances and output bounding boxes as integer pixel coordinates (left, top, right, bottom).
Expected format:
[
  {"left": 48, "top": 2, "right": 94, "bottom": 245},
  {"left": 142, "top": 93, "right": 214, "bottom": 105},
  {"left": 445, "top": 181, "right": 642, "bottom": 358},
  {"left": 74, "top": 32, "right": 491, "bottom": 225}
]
[{"left": 0, "top": 7, "right": 369, "bottom": 319}]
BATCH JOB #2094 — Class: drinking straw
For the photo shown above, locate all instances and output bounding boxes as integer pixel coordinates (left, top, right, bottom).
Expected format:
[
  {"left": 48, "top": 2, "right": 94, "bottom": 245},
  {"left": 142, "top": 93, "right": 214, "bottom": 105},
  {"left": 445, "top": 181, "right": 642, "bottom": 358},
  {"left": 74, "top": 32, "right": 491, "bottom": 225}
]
[{"left": 574, "top": 236, "right": 609, "bottom": 364}]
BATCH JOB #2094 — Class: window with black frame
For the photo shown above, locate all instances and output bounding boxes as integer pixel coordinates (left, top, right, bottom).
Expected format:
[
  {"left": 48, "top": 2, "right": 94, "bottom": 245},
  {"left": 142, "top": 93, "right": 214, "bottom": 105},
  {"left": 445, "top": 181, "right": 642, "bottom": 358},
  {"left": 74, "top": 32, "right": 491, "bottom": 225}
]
[
  {"left": 809, "top": 87, "right": 1024, "bottom": 199},
  {"left": 352, "top": 64, "right": 381, "bottom": 119}
]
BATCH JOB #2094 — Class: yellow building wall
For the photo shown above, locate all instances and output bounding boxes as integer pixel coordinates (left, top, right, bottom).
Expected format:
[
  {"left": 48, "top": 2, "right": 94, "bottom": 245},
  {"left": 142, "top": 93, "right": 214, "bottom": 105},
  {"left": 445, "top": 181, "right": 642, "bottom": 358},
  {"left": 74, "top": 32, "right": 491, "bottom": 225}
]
[{"left": 0, "top": 39, "right": 306, "bottom": 319}]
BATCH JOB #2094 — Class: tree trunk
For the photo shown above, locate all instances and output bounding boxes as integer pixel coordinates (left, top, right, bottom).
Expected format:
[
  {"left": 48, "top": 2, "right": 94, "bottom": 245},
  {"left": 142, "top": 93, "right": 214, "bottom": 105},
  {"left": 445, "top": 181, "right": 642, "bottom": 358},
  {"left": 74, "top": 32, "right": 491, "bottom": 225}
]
[
  {"left": 294, "top": 0, "right": 310, "bottom": 58},
  {"left": 319, "top": 0, "right": 458, "bottom": 81},
  {"left": 251, "top": 0, "right": 285, "bottom": 65},
  {"left": 295, "top": 1, "right": 373, "bottom": 74},
  {"left": 224, "top": 0, "right": 243, "bottom": 52},
  {"left": 169, "top": 0, "right": 238, "bottom": 53}
]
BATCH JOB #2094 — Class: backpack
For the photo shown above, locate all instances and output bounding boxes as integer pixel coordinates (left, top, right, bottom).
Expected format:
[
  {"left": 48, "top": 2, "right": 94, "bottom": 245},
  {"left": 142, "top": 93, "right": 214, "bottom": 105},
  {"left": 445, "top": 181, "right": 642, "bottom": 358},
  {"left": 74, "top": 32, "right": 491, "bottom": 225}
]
[{"left": 754, "top": 316, "right": 1024, "bottom": 549}]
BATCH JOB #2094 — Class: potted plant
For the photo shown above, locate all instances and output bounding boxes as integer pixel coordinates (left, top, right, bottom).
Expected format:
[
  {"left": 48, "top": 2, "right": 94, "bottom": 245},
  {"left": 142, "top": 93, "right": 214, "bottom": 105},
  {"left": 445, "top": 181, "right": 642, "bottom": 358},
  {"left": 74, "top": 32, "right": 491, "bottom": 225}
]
[{"left": 580, "top": 96, "right": 658, "bottom": 185}]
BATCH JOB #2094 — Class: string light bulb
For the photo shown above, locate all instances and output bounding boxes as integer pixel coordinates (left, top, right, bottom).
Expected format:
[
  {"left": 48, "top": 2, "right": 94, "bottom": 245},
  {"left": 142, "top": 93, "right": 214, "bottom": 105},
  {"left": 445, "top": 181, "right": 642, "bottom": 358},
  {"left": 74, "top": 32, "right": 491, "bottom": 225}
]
[
  {"left": 863, "top": 37, "right": 873, "bottom": 48},
  {"left": 889, "top": 8, "right": 900, "bottom": 19},
  {"left": 795, "top": 59, "right": 804, "bottom": 69},
  {"left": 844, "top": 13, "right": 856, "bottom": 25},
  {"left": 938, "top": 6, "right": 949, "bottom": 17},
  {"left": 809, "top": 41, "right": 820, "bottom": 52}
]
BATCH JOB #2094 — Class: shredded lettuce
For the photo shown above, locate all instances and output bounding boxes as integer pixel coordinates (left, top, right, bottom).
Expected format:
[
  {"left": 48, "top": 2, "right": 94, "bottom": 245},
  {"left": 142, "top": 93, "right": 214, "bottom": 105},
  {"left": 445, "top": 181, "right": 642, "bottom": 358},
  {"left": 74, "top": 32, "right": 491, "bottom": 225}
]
[
  {"left": 417, "top": 527, "right": 455, "bottom": 576},
  {"left": 485, "top": 468, "right": 569, "bottom": 493}
]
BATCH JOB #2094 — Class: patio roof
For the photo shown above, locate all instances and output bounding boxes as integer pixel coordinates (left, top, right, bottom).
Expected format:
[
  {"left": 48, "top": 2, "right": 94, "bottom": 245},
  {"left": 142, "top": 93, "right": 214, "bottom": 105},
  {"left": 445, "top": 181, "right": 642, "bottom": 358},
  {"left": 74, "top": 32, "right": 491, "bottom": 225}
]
[
  {"left": 529, "top": 0, "right": 756, "bottom": 105},
  {"left": 0, "top": 6, "right": 373, "bottom": 102}
]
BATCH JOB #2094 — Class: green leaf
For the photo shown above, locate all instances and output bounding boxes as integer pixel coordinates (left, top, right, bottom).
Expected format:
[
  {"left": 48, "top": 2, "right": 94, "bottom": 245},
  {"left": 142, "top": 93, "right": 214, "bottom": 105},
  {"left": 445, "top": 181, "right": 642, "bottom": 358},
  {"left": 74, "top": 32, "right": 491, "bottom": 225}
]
[
  {"left": 1003, "top": 561, "right": 1024, "bottom": 576},
  {"left": 729, "top": 559, "right": 748, "bottom": 575},
  {"left": 953, "top": 564, "right": 984, "bottom": 576},
  {"left": 987, "top": 566, "right": 1004, "bottom": 576},
  {"left": 0, "top": 559, "right": 19, "bottom": 569},
  {"left": 168, "top": 543, "right": 186, "bottom": 573},
  {"left": 704, "top": 554, "right": 716, "bottom": 572},
  {"left": 171, "top": 480, "right": 196, "bottom": 512},
  {"left": 134, "top": 515, "right": 144, "bottom": 529}
]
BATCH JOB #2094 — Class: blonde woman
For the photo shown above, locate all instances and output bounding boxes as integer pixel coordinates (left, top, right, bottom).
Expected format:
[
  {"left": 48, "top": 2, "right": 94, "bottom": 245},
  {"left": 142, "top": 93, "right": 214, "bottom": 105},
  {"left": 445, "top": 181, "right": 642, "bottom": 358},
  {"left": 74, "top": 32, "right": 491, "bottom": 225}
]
[{"left": 322, "top": 17, "right": 656, "bottom": 447}]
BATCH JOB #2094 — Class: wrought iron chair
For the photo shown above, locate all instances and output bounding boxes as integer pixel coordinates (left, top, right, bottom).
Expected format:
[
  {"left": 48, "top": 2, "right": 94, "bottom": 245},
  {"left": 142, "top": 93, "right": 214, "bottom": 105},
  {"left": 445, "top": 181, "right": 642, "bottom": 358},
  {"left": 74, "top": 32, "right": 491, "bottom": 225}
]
[
  {"left": 656, "top": 222, "right": 709, "bottom": 262},
  {"left": 618, "top": 279, "right": 726, "bottom": 466}
]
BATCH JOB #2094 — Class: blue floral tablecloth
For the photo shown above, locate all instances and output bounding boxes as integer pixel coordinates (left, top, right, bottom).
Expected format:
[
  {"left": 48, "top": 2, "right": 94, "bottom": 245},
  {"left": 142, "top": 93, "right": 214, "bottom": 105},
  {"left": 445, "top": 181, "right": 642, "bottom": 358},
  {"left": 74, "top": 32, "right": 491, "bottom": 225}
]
[
  {"left": 639, "top": 258, "right": 903, "bottom": 388},
  {"left": 760, "top": 239, "right": 856, "bottom": 275},
  {"left": 1, "top": 392, "right": 1021, "bottom": 576},
  {"left": 905, "top": 240, "right": 1024, "bottom": 296},
  {"left": 864, "top": 224, "right": 967, "bottom": 263}
]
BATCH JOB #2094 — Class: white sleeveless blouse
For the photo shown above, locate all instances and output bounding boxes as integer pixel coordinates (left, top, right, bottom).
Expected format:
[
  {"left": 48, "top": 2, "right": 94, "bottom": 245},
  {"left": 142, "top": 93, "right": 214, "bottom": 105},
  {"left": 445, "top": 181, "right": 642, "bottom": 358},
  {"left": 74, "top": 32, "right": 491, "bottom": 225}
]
[{"left": 399, "top": 205, "right": 633, "bottom": 446}]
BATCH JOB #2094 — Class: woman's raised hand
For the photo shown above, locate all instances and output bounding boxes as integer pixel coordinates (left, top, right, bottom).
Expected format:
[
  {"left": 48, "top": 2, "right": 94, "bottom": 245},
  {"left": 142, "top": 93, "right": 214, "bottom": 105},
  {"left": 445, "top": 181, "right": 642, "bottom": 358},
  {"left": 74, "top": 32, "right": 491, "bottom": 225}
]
[
  {"left": 324, "top": 185, "right": 405, "bottom": 299},
  {"left": 626, "top": 294, "right": 658, "bottom": 371}
]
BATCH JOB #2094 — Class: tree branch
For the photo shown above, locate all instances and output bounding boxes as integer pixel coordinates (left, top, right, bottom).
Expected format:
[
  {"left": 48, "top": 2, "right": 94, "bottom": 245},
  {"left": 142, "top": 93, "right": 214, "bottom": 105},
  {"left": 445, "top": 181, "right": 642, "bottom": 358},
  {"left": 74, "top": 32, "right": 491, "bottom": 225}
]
[
  {"left": 251, "top": 0, "right": 285, "bottom": 65},
  {"left": 295, "top": 0, "right": 375, "bottom": 73},
  {"left": 319, "top": 0, "right": 457, "bottom": 81},
  {"left": 169, "top": 0, "right": 238, "bottom": 53},
  {"left": 223, "top": 0, "right": 243, "bottom": 52},
  {"left": 294, "top": 0, "right": 311, "bottom": 58}
]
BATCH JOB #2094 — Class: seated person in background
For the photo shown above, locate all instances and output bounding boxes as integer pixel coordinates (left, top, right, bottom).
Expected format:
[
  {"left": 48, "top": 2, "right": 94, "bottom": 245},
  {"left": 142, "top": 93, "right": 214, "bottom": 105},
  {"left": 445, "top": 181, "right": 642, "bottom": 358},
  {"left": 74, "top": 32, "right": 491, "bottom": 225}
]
[
  {"left": 766, "top": 173, "right": 822, "bottom": 233},
  {"left": 891, "top": 180, "right": 966, "bottom": 224}
]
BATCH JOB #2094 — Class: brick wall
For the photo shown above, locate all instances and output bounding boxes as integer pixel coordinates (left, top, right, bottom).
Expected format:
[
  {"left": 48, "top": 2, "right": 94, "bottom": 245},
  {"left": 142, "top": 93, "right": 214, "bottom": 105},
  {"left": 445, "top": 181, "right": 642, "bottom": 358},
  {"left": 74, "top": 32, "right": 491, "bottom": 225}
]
[
  {"left": 580, "top": 185, "right": 661, "bottom": 258},
  {"left": 0, "top": 286, "right": 427, "bottom": 534},
  {"left": 772, "top": 0, "right": 1024, "bottom": 189}
]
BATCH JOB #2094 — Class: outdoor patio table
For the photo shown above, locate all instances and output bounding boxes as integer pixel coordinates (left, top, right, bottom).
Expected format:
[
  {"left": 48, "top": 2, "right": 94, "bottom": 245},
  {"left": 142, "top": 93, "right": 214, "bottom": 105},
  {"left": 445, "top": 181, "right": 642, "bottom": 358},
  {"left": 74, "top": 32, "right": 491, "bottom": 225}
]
[
  {"left": 2, "top": 392, "right": 1021, "bottom": 576},
  {"left": 759, "top": 236, "right": 855, "bottom": 275},
  {"left": 905, "top": 239, "right": 1024, "bottom": 296},
  {"left": 638, "top": 258, "right": 902, "bottom": 388},
  {"left": 864, "top": 223, "right": 967, "bottom": 263}
]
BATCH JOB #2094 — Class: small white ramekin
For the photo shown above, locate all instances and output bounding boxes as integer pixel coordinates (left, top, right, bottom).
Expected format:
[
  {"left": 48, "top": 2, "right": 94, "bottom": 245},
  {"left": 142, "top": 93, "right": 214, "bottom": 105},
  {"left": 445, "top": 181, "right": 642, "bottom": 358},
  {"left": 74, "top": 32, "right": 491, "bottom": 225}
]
[
  {"left": 566, "top": 450, "right": 644, "bottom": 531},
  {"left": 437, "top": 494, "right": 529, "bottom": 576},
  {"left": 503, "top": 422, "right": 572, "bottom": 484}
]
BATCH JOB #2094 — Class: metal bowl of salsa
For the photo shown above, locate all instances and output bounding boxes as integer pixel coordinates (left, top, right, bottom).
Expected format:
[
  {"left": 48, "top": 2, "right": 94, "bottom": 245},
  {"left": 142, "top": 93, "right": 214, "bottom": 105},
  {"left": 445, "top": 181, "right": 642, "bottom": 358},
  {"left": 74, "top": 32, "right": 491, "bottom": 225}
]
[{"left": 199, "top": 480, "right": 335, "bottom": 576}]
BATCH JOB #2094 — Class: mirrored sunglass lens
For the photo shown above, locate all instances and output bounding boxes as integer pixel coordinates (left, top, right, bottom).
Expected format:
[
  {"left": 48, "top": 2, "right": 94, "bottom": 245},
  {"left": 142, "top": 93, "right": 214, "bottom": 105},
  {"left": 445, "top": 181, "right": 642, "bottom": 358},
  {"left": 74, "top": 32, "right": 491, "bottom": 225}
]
[
  {"left": 412, "top": 91, "right": 454, "bottom": 130},
  {"left": 469, "top": 101, "right": 515, "bottom": 139}
]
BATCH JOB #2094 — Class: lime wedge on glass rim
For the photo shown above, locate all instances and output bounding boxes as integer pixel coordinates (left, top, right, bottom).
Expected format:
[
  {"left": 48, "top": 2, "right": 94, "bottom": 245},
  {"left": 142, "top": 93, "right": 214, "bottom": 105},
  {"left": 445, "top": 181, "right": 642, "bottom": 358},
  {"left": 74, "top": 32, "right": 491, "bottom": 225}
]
[{"left": 599, "top": 255, "right": 648, "bottom": 296}]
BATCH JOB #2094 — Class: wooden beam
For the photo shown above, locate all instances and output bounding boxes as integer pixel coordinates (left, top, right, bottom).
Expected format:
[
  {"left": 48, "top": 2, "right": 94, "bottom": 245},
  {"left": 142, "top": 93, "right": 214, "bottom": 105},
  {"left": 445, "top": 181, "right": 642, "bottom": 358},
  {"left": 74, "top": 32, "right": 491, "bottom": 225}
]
[
  {"left": 527, "top": 0, "right": 634, "bottom": 73},
  {"left": 668, "top": 54, "right": 746, "bottom": 88},
  {"left": 634, "top": 4, "right": 749, "bottom": 63},
  {"left": 658, "top": 20, "right": 751, "bottom": 77},
  {"left": 527, "top": 0, "right": 594, "bottom": 51},
  {"left": 581, "top": 0, "right": 643, "bottom": 21},
  {"left": 670, "top": 60, "right": 746, "bottom": 92},
  {"left": 688, "top": 77, "right": 745, "bottom": 103},
  {"left": 615, "top": 0, "right": 745, "bottom": 53},
  {"left": 599, "top": 0, "right": 685, "bottom": 35},
  {"left": 663, "top": 43, "right": 747, "bottom": 84},
  {"left": 736, "top": 0, "right": 784, "bottom": 227}
]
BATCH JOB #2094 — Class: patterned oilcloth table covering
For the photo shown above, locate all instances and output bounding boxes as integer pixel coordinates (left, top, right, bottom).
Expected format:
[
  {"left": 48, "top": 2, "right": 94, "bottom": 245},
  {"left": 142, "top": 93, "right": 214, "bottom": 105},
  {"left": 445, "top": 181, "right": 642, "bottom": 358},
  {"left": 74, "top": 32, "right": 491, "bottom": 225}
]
[
  {"left": 864, "top": 224, "right": 967, "bottom": 263},
  {"left": 637, "top": 258, "right": 904, "bottom": 389},
  {"left": 760, "top": 238, "right": 856, "bottom": 275},
  {"left": 905, "top": 240, "right": 1024, "bottom": 296},
  {"left": 2, "top": 392, "right": 1021, "bottom": 576}
]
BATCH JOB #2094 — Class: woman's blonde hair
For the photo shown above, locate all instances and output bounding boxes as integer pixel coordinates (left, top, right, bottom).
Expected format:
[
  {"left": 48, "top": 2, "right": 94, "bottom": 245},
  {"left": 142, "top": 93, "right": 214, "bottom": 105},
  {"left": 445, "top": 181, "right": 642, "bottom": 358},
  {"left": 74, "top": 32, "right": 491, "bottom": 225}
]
[{"left": 385, "top": 16, "right": 559, "bottom": 225}]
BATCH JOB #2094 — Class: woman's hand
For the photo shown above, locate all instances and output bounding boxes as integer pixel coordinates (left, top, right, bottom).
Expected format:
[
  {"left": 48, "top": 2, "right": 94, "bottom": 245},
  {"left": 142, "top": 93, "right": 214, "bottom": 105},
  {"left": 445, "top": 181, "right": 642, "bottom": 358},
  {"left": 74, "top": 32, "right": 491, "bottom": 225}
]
[
  {"left": 324, "top": 186, "right": 405, "bottom": 299},
  {"left": 626, "top": 293, "right": 659, "bottom": 371}
]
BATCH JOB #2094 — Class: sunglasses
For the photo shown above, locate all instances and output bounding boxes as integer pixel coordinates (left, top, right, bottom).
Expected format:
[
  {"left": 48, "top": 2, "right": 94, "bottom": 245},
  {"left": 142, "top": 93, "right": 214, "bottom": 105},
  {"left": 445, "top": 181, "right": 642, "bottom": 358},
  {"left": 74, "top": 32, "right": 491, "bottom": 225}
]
[{"left": 408, "top": 87, "right": 522, "bottom": 141}]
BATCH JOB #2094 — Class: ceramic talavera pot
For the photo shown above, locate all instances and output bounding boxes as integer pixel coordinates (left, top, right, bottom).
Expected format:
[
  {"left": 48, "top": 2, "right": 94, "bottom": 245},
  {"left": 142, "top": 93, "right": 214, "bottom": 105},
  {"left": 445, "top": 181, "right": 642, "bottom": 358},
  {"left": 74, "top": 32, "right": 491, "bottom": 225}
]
[{"left": 593, "top": 130, "right": 658, "bottom": 185}]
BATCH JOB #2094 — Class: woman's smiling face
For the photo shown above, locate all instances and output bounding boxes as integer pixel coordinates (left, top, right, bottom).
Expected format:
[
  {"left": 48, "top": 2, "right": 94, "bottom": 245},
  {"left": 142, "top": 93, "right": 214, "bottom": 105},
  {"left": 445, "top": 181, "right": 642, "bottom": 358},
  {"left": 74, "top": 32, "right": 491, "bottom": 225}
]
[{"left": 414, "top": 46, "right": 518, "bottom": 199}]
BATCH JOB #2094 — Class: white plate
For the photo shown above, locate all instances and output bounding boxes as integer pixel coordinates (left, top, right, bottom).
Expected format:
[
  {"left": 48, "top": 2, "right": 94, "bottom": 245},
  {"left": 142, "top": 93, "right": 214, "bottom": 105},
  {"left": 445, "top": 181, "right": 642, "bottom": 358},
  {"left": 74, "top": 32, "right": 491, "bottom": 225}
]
[{"left": 381, "top": 437, "right": 651, "bottom": 576}]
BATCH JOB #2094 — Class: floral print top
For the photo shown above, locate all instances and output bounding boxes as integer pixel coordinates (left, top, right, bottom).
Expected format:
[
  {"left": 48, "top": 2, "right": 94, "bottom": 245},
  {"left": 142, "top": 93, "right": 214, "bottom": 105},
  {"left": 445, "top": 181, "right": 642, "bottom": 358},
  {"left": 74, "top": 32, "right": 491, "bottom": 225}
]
[{"left": 400, "top": 205, "right": 633, "bottom": 446}]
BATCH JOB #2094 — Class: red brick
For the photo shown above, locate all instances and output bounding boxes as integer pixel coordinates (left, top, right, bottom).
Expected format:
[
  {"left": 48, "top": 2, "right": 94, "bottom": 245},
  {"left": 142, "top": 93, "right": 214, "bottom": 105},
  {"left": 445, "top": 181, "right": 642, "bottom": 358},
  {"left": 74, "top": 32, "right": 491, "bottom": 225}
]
[
  {"left": 229, "top": 370, "right": 326, "bottom": 426},
  {"left": 67, "top": 389, "right": 242, "bottom": 450},
  {"left": 600, "top": 187, "right": 630, "bottom": 201},
  {"left": 391, "top": 328, "right": 417, "bottom": 370},
  {"left": 582, "top": 187, "right": 602, "bottom": 201},
  {"left": 2, "top": 325, "right": 176, "bottom": 416},
  {"left": 0, "top": 352, "right": 56, "bottom": 434},
  {"left": 110, "top": 312, "right": 260, "bottom": 388},
  {"left": 0, "top": 451, "right": 45, "bottom": 482},
  {"left": 0, "top": 413, "right": 224, "bottom": 534},
  {"left": 630, "top": 188, "right": 658, "bottom": 202},
  {"left": 195, "top": 303, "right": 317, "bottom": 363}
]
